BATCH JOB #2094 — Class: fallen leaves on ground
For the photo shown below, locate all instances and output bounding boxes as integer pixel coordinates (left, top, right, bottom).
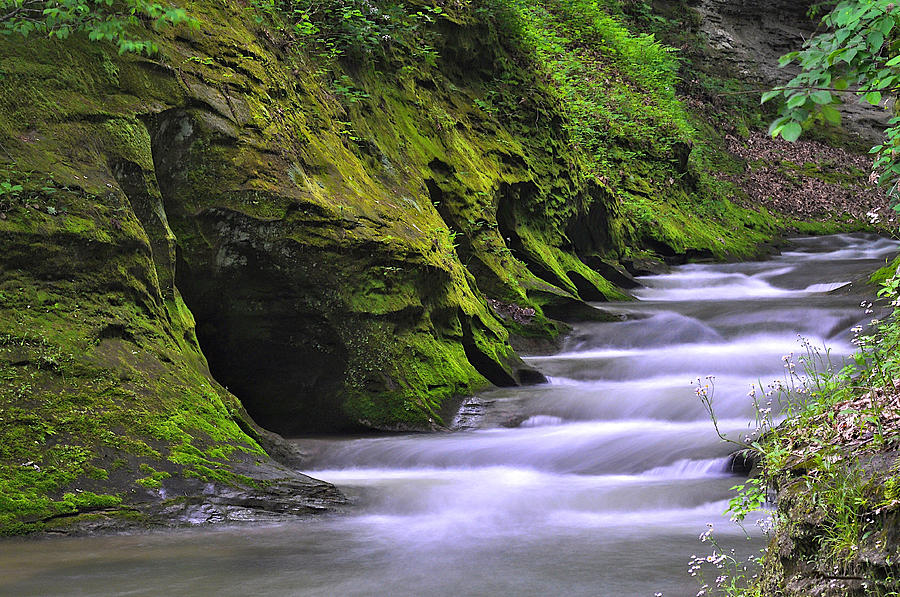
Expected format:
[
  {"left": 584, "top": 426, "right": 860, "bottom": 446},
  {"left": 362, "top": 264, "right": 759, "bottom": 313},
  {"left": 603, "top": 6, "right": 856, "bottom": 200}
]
[
  {"left": 486, "top": 298, "right": 536, "bottom": 324},
  {"left": 829, "top": 382, "right": 900, "bottom": 449},
  {"left": 721, "top": 131, "right": 895, "bottom": 227}
]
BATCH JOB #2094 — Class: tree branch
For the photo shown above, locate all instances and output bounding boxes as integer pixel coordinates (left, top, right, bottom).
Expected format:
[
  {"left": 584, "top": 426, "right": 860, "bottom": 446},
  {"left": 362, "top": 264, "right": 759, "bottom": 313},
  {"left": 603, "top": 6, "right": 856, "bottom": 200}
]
[
  {"left": 0, "top": 0, "right": 45, "bottom": 24},
  {"left": 715, "top": 85, "right": 889, "bottom": 97}
]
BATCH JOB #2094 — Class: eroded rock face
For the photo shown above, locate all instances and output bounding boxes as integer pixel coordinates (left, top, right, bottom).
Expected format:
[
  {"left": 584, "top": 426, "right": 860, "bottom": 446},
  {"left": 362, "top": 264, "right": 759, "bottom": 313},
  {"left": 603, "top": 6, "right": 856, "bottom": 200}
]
[
  {"left": 759, "top": 474, "right": 900, "bottom": 596},
  {"left": 0, "top": 0, "right": 631, "bottom": 530},
  {"left": 0, "top": 48, "right": 354, "bottom": 528},
  {"left": 143, "top": 57, "right": 578, "bottom": 433},
  {"left": 695, "top": 0, "right": 814, "bottom": 81},
  {"left": 694, "top": 0, "right": 889, "bottom": 144}
]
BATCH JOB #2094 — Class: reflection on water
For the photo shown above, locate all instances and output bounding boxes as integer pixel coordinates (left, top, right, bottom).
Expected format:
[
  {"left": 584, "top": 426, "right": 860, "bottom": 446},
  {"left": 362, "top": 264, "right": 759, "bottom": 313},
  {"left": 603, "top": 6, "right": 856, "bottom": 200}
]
[{"left": 1, "top": 234, "right": 896, "bottom": 597}]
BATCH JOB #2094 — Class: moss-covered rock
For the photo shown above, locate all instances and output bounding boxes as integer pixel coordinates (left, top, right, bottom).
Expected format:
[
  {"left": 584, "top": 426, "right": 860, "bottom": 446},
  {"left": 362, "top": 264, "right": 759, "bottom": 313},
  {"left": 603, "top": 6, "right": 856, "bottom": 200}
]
[
  {"left": 0, "top": 0, "right": 633, "bottom": 532},
  {"left": 757, "top": 455, "right": 900, "bottom": 596},
  {"left": 1, "top": 0, "right": 878, "bottom": 534}
]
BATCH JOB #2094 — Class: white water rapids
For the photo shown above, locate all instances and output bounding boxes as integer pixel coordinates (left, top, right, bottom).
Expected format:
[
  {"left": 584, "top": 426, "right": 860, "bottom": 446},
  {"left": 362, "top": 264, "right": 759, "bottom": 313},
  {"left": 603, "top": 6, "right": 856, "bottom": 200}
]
[{"left": 2, "top": 234, "right": 897, "bottom": 596}]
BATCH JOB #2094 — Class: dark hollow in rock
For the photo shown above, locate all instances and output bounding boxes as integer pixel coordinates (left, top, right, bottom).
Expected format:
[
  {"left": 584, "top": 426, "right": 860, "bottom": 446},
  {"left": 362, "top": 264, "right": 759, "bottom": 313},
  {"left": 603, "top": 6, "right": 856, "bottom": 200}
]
[
  {"left": 727, "top": 449, "right": 759, "bottom": 476},
  {"left": 177, "top": 252, "right": 356, "bottom": 436},
  {"left": 515, "top": 368, "right": 548, "bottom": 385}
]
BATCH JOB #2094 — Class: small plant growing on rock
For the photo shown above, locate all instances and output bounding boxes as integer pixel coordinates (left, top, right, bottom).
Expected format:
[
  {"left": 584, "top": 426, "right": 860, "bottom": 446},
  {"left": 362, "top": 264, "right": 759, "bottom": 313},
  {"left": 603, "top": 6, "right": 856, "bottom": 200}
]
[{"left": 693, "top": 272, "right": 900, "bottom": 594}]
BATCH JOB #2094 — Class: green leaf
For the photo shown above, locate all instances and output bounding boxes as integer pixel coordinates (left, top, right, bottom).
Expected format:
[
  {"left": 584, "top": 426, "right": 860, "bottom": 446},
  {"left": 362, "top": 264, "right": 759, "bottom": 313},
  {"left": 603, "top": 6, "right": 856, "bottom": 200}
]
[
  {"left": 786, "top": 93, "right": 808, "bottom": 109},
  {"left": 810, "top": 90, "right": 832, "bottom": 104},
  {"left": 868, "top": 30, "right": 885, "bottom": 50},
  {"left": 761, "top": 89, "right": 781, "bottom": 104},
  {"left": 827, "top": 48, "right": 845, "bottom": 65},
  {"left": 877, "top": 76, "right": 897, "bottom": 89},
  {"left": 834, "top": 77, "right": 850, "bottom": 91},
  {"left": 792, "top": 107, "right": 811, "bottom": 122},
  {"left": 778, "top": 52, "right": 798, "bottom": 67},
  {"left": 865, "top": 90, "right": 883, "bottom": 105},
  {"left": 768, "top": 116, "right": 790, "bottom": 136},
  {"left": 821, "top": 105, "right": 842, "bottom": 125},
  {"left": 780, "top": 121, "right": 803, "bottom": 142}
]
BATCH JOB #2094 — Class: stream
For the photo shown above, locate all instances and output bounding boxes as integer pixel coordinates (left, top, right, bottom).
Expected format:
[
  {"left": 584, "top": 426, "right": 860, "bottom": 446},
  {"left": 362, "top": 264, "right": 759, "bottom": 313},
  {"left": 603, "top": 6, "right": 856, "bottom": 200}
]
[{"left": 2, "top": 233, "right": 898, "bottom": 597}]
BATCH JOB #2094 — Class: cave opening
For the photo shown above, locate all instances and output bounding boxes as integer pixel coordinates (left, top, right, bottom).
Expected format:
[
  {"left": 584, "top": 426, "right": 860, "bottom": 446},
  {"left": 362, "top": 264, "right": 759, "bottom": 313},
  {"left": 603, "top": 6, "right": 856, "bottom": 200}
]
[
  {"left": 145, "top": 109, "right": 361, "bottom": 436},
  {"left": 173, "top": 250, "right": 359, "bottom": 436}
]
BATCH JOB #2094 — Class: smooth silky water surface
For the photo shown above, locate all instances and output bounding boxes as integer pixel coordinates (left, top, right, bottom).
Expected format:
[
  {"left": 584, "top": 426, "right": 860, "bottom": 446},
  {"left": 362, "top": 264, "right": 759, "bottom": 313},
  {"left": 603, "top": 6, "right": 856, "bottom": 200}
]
[{"left": 2, "top": 234, "right": 896, "bottom": 597}]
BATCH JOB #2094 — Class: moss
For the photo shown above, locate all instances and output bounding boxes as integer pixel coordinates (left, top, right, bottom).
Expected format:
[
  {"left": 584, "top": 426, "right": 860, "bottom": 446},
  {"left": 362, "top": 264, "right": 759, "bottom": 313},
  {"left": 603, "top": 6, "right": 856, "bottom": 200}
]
[
  {"left": 339, "top": 319, "right": 492, "bottom": 428},
  {"left": 135, "top": 464, "right": 171, "bottom": 489},
  {"left": 620, "top": 188, "right": 778, "bottom": 261},
  {"left": 786, "top": 217, "right": 872, "bottom": 236},
  {"left": 779, "top": 160, "right": 869, "bottom": 187},
  {"left": 0, "top": 0, "right": 880, "bottom": 534},
  {"left": 0, "top": 107, "right": 270, "bottom": 529},
  {"left": 0, "top": 278, "right": 265, "bottom": 529},
  {"left": 870, "top": 255, "right": 900, "bottom": 287}
]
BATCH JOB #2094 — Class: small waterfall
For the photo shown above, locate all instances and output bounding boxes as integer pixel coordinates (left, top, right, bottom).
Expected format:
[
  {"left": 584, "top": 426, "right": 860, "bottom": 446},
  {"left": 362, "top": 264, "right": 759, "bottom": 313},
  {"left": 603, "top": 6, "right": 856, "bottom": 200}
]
[
  {"left": 293, "top": 233, "right": 896, "bottom": 595},
  {"left": 4, "top": 234, "right": 896, "bottom": 597}
]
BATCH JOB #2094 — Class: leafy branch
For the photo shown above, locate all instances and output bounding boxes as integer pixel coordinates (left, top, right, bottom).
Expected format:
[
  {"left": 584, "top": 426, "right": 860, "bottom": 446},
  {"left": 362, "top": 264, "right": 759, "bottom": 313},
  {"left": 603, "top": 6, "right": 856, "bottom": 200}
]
[
  {"left": 0, "top": 0, "right": 197, "bottom": 54},
  {"left": 762, "top": 0, "right": 900, "bottom": 200},
  {"left": 719, "top": 85, "right": 886, "bottom": 96}
]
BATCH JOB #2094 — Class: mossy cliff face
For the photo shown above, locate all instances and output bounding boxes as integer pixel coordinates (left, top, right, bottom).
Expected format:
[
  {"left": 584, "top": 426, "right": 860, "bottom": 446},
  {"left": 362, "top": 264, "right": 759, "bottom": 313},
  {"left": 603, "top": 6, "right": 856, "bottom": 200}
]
[
  {"left": 0, "top": 0, "right": 637, "bottom": 530},
  {"left": 1, "top": 0, "right": 869, "bottom": 533},
  {"left": 0, "top": 35, "right": 365, "bottom": 532},
  {"left": 137, "top": 7, "right": 632, "bottom": 434}
]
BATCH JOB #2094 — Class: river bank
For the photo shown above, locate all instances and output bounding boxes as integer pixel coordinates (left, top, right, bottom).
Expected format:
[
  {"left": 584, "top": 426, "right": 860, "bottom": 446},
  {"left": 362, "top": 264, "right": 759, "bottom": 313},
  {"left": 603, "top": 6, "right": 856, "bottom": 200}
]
[{"left": 687, "top": 250, "right": 900, "bottom": 596}]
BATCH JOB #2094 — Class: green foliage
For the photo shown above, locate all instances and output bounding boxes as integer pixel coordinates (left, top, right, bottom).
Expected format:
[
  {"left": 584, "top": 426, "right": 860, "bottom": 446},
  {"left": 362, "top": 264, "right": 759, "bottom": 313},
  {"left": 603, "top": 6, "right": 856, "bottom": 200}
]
[
  {"left": 495, "top": 0, "right": 786, "bottom": 262},
  {"left": 249, "top": 0, "right": 444, "bottom": 63},
  {"left": 506, "top": 0, "right": 691, "bottom": 172},
  {"left": 763, "top": 1, "right": 900, "bottom": 200},
  {"left": 0, "top": 0, "right": 195, "bottom": 54},
  {"left": 697, "top": 271, "right": 900, "bottom": 593},
  {"left": 0, "top": 181, "right": 22, "bottom": 198},
  {"left": 727, "top": 476, "right": 766, "bottom": 523}
]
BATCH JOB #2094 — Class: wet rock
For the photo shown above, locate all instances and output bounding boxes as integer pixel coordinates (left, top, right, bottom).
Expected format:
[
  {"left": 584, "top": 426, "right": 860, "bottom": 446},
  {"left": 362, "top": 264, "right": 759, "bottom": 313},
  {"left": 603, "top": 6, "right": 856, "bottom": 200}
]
[
  {"left": 727, "top": 449, "right": 759, "bottom": 476},
  {"left": 621, "top": 255, "right": 670, "bottom": 277},
  {"left": 580, "top": 256, "right": 642, "bottom": 289}
]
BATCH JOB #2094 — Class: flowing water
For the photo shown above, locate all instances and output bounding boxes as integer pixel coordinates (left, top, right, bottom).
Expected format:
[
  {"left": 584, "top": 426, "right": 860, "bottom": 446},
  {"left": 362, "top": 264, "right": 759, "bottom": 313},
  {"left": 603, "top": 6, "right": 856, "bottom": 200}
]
[{"left": 2, "top": 234, "right": 898, "bottom": 597}]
